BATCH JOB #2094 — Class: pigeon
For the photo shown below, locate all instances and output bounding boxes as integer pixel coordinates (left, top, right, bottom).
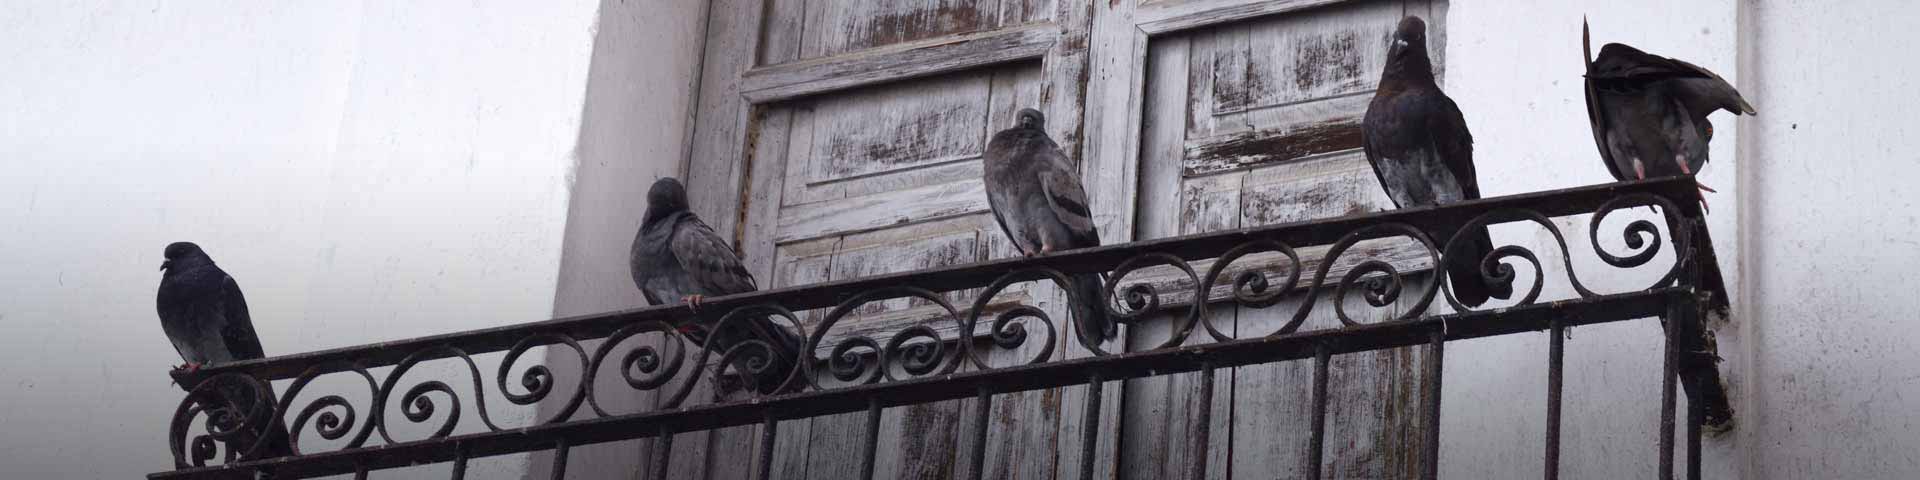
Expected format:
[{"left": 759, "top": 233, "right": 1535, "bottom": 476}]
[
  {"left": 156, "top": 241, "right": 290, "bottom": 460},
  {"left": 1583, "top": 20, "right": 1756, "bottom": 209},
  {"left": 982, "top": 108, "right": 1115, "bottom": 341},
  {"left": 1361, "top": 16, "right": 1514, "bottom": 308},
  {"left": 630, "top": 177, "right": 803, "bottom": 393}
]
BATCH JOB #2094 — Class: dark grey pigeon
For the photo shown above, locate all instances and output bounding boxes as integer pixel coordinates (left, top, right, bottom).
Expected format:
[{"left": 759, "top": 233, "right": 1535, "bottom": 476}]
[
  {"left": 1583, "top": 19, "right": 1755, "bottom": 207},
  {"left": 631, "top": 177, "right": 802, "bottom": 393},
  {"left": 1361, "top": 17, "right": 1514, "bottom": 307},
  {"left": 983, "top": 108, "right": 1114, "bottom": 341},
  {"left": 156, "top": 241, "right": 290, "bottom": 460}
]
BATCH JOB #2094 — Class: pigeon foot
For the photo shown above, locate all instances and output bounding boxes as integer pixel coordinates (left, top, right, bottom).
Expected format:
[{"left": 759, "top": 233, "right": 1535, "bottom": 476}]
[{"left": 681, "top": 294, "right": 704, "bottom": 313}]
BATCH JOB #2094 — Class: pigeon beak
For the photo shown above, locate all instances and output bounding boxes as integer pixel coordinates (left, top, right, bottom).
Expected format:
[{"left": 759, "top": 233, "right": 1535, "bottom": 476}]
[
  {"left": 1393, "top": 39, "right": 1408, "bottom": 49},
  {"left": 160, "top": 260, "right": 171, "bottom": 272}
]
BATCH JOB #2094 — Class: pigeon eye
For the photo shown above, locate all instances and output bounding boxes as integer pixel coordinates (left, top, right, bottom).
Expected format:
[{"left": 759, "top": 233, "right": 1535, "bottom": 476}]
[{"left": 1705, "top": 124, "right": 1713, "bottom": 139}]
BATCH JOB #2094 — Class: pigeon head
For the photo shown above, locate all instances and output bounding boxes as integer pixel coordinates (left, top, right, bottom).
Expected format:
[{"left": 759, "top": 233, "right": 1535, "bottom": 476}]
[
  {"left": 161, "top": 241, "right": 210, "bottom": 272},
  {"left": 1015, "top": 108, "right": 1045, "bottom": 130},
  {"left": 645, "top": 177, "right": 690, "bottom": 224},
  {"left": 1384, "top": 16, "right": 1434, "bottom": 80}
]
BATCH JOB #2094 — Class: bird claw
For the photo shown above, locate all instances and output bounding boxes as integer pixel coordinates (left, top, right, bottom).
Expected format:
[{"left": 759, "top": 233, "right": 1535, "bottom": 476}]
[{"left": 681, "top": 294, "right": 704, "bottom": 313}]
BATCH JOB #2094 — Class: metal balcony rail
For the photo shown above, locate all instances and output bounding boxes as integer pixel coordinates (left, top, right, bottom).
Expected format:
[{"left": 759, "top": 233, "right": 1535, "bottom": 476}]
[{"left": 153, "top": 177, "right": 1731, "bottom": 480}]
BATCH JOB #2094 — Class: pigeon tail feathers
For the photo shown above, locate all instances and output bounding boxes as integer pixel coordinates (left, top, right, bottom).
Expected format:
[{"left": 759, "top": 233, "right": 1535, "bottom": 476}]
[{"left": 1446, "top": 225, "right": 1512, "bottom": 308}]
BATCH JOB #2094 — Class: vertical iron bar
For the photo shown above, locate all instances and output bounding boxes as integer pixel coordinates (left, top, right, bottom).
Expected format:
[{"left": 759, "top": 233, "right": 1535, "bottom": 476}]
[
  {"left": 759, "top": 414, "right": 779, "bottom": 480},
  {"left": 549, "top": 439, "right": 570, "bottom": 480},
  {"left": 651, "top": 427, "right": 673, "bottom": 480},
  {"left": 1687, "top": 378, "right": 1703, "bottom": 480},
  {"left": 1424, "top": 331, "right": 1443, "bottom": 480},
  {"left": 970, "top": 387, "right": 991, "bottom": 480},
  {"left": 1080, "top": 373, "right": 1104, "bottom": 480},
  {"left": 1546, "top": 320, "right": 1564, "bottom": 480},
  {"left": 353, "top": 464, "right": 368, "bottom": 480},
  {"left": 861, "top": 398, "right": 882, "bottom": 480},
  {"left": 450, "top": 443, "right": 469, "bottom": 480},
  {"left": 1659, "top": 301, "right": 1679, "bottom": 479},
  {"left": 1308, "top": 345, "right": 1330, "bottom": 480},
  {"left": 1190, "top": 364, "right": 1214, "bottom": 480}
]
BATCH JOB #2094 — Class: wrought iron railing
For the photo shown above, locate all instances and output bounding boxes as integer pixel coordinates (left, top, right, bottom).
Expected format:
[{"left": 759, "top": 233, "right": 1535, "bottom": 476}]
[{"left": 154, "top": 177, "right": 1731, "bottom": 480}]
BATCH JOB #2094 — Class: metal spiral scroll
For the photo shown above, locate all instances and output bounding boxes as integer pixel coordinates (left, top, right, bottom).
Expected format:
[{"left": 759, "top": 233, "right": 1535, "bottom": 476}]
[
  {"left": 168, "top": 372, "right": 281, "bottom": 468},
  {"left": 693, "top": 304, "right": 811, "bottom": 401},
  {"left": 269, "top": 362, "right": 383, "bottom": 457},
  {"left": 962, "top": 268, "right": 1066, "bottom": 370},
  {"left": 799, "top": 286, "right": 967, "bottom": 392},
  {"left": 1101, "top": 253, "right": 1201, "bottom": 352},
  {"left": 1431, "top": 193, "right": 1691, "bottom": 313},
  {"left": 585, "top": 320, "right": 688, "bottom": 416},
  {"left": 1195, "top": 240, "right": 1303, "bottom": 342},
  {"left": 370, "top": 338, "right": 591, "bottom": 444}
]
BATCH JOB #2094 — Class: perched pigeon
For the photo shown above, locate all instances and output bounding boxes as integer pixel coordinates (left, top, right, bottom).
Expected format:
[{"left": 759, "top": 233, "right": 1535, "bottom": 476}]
[
  {"left": 1361, "top": 17, "right": 1514, "bottom": 307},
  {"left": 1583, "top": 20, "right": 1755, "bottom": 206},
  {"left": 631, "top": 177, "right": 802, "bottom": 393},
  {"left": 983, "top": 108, "right": 1114, "bottom": 341},
  {"left": 156, "top": 242, "right": 290, "bottom": 460}
]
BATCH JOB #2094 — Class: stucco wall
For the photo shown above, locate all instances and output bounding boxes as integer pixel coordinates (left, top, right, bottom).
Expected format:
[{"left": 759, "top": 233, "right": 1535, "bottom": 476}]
[
  {"left": 1442, "top": 1, "right": 1744, "bottom": 478},
  {"left": 1743, "top": 1, "right": 1920, "bottom": 477},
  {"left": 0, "top": 2, "right": 597, "bottom": 478},
  {"left": 527, "top": 0, "right": 711, "bottom": 477}
]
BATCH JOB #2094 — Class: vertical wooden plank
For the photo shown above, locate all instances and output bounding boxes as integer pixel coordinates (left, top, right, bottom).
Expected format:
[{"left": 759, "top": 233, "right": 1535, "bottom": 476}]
[
  {"left": 1083, "top": 0, "right": 1145, "bottom": 253},
  {"left": 1117, "top": 30, "right": 1193, "bottom": 480},
  {"left": 1043, "top": 0, "right": 1119, "bottom": 478},
  {"left": 685, "top": 0, "right": 763, "bottom": 237},
  {"left": 671, "top": 0, "right": 764, "bottom": 476}
]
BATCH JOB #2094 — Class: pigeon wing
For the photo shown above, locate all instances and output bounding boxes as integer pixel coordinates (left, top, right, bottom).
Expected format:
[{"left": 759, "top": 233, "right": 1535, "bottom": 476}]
[
  {"left": 1583, "top": 21, "right": 1630, "bottom": 182},
  {"left": 1040, "top": 166, "right": 1098, "bottom": 246},
  {"left": 217, "top": 275, "right": 266, "bottom": 361},
  {"left": 1429, "top": 92, "right": 1480, "bottom": 200},
  {"left": 670, "top": 215, "right": 758, "bottom": 297}
]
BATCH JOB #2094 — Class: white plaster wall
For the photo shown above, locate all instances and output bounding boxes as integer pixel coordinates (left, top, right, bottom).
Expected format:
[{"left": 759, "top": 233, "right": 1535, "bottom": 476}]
[
  {"left": 1440, "top": 1, "right": 1745, "bottom": 478},
  {"left": 0, "top": 1, "right": 597, "bottom": 478},
  {"left": 1744, "top": 1, "right": 1920, "bottom": 477},
  {"left": 527, "top": 0, "right": 711, "bottom": 477}
]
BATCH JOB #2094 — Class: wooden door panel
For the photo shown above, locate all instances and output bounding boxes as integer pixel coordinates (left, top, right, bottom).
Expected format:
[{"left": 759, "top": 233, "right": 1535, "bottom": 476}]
[
  {"left": 790, "top": 0, "right": 1054, "bottom": 62},
  {"left": 1117, "top": 1, "right": 1446, "bottom": 478}
]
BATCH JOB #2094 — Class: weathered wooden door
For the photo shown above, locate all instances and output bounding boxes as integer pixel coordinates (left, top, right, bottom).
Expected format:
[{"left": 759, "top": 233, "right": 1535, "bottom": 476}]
[
  {"left": 676, "top": 2, "right": 1112, "bottom": 479},
  {"left": 1087, "top": 0, "right": 1447, "bottom": 478}
]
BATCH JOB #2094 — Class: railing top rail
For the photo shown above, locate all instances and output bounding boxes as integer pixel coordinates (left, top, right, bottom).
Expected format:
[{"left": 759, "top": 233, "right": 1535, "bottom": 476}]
[{"left": 171, "top": 176, "right": 1720, "bottom": 386}]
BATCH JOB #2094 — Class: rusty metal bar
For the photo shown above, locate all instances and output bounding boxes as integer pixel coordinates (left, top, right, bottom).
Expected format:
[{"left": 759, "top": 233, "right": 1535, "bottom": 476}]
[
  {"left": 1546, "top": 320, "right": 1564, "bottom": 480},
  {"left": 758, "top": 414, "right": 778, "bottom": 480},
  {"left": 152, "top": 290, "right": 1680, "bottom": 480},
  {"left": 1190, "top": 364, "right": 1214, "bottom": 480},
  {"left": 1308, "top": 345, "right": 1330, "bottom": 480},
  {"left": 969, "top": 387, "right": 990, "bottom": 480},
  {"left": 1080, "top": 373, "right": 1104, "bottom": 480},
  {"left": 450, "top": 443, "right": 468, "bottom": 480},
  {"left": 548, "top": 440, "right": 569, "bottom": 480},
  {"left": 650, "top": 428, "right": 672, "bottom": 480},
  {"left": 861, "top": 398, "right": 882, "bottom": 480},
  {"left": 1659, "top": 302, "right": 1679, "bottom": 479},
  {"left": 1687, "top": 377, "right": 1703, "bottom": 480},
  {"left": 1423, "top": 331, "right": 1443, "bottom": 480}
]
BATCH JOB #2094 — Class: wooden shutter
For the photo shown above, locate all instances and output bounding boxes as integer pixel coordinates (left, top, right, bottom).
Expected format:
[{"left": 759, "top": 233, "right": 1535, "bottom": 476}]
[
  {"left": 1089, "top": 0, "right": 1445, "bottom": 478},
  {"left": 679, "top": 1, "right": 1111, "bottom": 479}
]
